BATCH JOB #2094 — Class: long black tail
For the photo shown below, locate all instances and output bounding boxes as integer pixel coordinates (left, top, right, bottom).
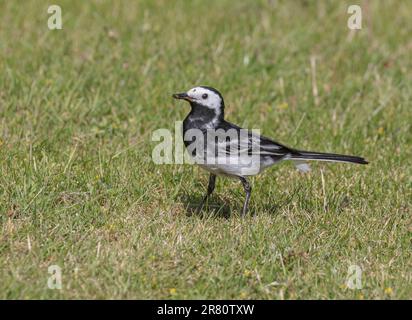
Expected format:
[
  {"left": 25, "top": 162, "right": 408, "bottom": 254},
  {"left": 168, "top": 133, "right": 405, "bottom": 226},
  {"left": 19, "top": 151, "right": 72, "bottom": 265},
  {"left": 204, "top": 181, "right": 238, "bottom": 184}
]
[{"left": 291, "top": 150, "right": 368, "bottom": 165}]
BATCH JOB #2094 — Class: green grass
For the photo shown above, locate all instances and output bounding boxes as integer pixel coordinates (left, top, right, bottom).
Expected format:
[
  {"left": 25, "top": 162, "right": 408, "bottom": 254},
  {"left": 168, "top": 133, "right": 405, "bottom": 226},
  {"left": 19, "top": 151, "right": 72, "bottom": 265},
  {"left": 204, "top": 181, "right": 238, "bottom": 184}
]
[{"left": 0, "top": 0, "right": 411, "bottom": 299}]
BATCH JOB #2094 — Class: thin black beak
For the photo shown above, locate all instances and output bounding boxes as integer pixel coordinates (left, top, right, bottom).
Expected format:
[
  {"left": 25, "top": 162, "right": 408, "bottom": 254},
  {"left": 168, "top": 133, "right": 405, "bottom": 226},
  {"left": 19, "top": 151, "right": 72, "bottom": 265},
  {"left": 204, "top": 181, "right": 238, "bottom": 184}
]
[{"left": 172, "top": 92, "right": 192, "bottom": 101}]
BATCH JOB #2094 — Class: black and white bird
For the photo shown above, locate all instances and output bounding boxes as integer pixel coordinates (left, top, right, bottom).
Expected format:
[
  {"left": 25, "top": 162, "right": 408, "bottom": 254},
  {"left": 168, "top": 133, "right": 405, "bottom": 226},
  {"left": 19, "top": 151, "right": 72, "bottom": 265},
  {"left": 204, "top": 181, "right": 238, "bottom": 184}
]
[{"left": 173, "top": 86, "right": 368, "bottom": 216}]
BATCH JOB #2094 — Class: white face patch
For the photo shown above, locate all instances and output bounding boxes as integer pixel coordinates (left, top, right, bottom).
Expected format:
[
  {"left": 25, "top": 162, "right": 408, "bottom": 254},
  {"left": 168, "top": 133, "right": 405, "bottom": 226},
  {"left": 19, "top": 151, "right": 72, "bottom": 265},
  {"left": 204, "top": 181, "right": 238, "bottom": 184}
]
[{"left": 187, "top": 87, "right": 223, "bottom": 112}]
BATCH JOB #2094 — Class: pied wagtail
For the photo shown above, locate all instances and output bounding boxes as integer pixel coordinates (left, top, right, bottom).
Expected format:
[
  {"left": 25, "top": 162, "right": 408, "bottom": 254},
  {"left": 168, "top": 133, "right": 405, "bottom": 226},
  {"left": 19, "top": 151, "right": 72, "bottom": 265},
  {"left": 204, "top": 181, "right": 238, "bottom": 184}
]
[{"left": 173, "top": 86, "right": 368, "bottom": 216}]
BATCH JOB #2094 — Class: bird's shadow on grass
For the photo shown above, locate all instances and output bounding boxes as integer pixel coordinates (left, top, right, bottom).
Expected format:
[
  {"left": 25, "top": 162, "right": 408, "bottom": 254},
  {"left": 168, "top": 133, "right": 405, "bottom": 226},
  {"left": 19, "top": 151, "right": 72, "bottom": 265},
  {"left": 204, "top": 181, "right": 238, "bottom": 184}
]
[
  {"left": 178, "top": 182, "right": 327, "bottom": 218},
  {"left": 178, "top": 193, "right": 232, "bottom": 219},
  {"left": 178, "top": 193, "right": 283, "bottom": 219}
]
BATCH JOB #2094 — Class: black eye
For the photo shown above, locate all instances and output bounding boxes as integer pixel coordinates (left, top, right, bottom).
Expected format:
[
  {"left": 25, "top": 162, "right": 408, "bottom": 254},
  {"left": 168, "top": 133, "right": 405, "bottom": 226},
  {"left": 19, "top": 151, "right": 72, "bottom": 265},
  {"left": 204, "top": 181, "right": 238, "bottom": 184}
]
[{"left": 202, "top": 93, "right": 208, "bottom": 99}]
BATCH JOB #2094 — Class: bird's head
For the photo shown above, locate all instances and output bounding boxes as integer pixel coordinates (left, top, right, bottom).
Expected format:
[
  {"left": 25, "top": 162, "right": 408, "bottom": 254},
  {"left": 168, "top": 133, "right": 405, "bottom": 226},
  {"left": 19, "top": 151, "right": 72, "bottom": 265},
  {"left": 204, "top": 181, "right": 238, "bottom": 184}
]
[{"left": 173, "top": 86, "right": 225, "bottom": 117}]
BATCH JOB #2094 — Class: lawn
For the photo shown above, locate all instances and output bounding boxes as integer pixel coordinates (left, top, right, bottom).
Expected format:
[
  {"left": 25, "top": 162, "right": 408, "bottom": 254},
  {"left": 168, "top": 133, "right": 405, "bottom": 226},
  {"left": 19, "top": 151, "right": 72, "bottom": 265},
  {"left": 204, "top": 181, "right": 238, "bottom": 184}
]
[{"left": 0, "top": 0, "right": 411, "bottom": 299}]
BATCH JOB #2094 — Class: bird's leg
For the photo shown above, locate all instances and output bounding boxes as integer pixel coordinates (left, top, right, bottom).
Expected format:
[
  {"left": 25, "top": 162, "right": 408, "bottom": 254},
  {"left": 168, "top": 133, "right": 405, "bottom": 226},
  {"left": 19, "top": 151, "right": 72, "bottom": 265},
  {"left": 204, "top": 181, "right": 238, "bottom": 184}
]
[
  {"left": 197, "top": 174, "right": 216, "bottom": 213},
  {"left": 239, "top": 177, "right": 252, "bottom": 216}
]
